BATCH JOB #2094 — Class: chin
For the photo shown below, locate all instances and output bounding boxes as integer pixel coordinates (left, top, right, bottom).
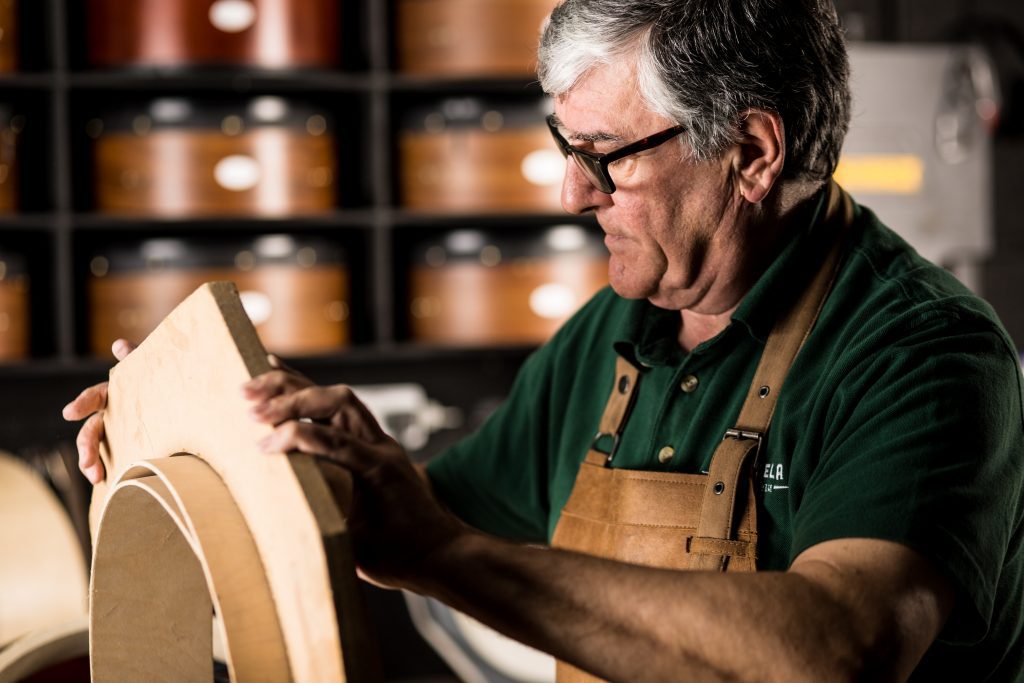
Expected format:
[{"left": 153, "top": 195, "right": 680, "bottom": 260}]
[{"left": 608, "top": 275, "right": 656, "bottom": 302}]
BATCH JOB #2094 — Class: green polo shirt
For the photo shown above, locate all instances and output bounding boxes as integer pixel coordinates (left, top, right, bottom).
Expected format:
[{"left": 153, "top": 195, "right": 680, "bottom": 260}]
[{"left": 426, "top": 190, "right": 1024, "bottom": 680}]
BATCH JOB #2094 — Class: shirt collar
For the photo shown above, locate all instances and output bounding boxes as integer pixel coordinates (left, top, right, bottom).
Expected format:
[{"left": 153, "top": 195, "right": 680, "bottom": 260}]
[{"left": 614, "top": 184, "right": 834, "bottom": 365}]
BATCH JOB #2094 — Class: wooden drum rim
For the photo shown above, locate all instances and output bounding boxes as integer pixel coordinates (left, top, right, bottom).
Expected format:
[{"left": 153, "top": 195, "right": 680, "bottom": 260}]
[{"left": 90, "top": 456, "right": 290, "bottom": 682}]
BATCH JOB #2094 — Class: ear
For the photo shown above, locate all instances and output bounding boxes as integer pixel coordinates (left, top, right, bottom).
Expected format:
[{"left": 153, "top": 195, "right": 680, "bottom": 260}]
[{"left": 731, "top": 109, "right": 785, "bottom": 204}]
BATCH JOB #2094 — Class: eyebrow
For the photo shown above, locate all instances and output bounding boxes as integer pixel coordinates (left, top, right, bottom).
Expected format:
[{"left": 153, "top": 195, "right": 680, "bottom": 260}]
[{"left": 550, "top": 114, "right": 625, "bottom": 144}]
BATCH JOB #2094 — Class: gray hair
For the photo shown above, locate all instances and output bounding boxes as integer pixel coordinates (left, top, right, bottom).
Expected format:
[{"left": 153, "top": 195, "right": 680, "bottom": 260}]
[{"left": 537, "top": 0, "right": 851, "bottom": 183}]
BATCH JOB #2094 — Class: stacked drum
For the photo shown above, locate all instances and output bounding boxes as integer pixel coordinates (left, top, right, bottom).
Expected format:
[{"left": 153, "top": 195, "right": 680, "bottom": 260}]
[
  {"left": 86, "top": 0, "right": 339, "bottom": 70},
  {"left": 87, "top": 235, "right": 350, "bottom": 357},
  {"left": 88, "top": 96, "right": 338, "bottom": 217},
  {"left": 0, "top": 106, "right": 21, "bottom": 213},
  {"left": 394, "top": 0, "right": 557, "bottom": 77},
  {"left": 80, "top": 2, "right": 349, "bottom": 357},
  {"left": 399, "top": 97, "right": 563, "bottom": 214},
  {"left": 394, "top": 1, "right": 599, "bottom": 346},
  {"left": 0, "top": 0, "right": 25, "bottom": 361},
  {"left": 409, "top": 226, "right": 607, "bottom": 345},
  {"left": 0, "top": 246, "right": 28, "bottom": 361},
  {"left": 0, "top": 0, "right": 15, "bottom": 74}
]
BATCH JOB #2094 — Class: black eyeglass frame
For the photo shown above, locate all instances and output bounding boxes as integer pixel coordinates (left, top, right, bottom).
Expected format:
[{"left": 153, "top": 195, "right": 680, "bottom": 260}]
[{"left": 545, "top": 114, "right": 686, "bottom": 194}]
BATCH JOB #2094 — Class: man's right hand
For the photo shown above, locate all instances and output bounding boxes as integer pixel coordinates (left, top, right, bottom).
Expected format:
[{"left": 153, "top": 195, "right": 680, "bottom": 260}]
[{"left": 61, "top": 339, "right": 136, "bottom": 484}]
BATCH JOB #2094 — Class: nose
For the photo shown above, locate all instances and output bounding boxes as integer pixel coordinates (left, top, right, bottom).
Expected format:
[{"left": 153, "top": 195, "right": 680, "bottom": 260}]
[{"left": 560, "top": 157, "right": 612, "bottom": 215}]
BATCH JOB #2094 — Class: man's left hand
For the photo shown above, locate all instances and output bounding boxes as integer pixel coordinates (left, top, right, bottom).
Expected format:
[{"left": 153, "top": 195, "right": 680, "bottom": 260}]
[{"left": 243, "top": 370, "right": 466, "bottom": 590}]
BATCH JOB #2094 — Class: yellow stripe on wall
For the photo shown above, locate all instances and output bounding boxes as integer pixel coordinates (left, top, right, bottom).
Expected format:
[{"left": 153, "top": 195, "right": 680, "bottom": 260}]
[{"left": 834, "top": 154, "right": 925, "bottom": 195}]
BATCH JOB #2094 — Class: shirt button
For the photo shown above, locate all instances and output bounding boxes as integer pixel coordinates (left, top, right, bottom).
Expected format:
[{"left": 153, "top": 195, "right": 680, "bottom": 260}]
[
  {"left": 680, "top": 374, "right": 699, "bottom": 393},
  {"left": 658, "top": 446, "right": 675, "bottom": 463}
]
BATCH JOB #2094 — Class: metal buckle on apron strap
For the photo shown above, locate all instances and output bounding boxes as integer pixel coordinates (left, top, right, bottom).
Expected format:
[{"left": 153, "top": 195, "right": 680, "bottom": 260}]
[
  {"left": 590, "top": 431, "right": 620, "bottom": 465},
  {"left": 724, "top": 428, "right": 762, "bottom": 444},
  {"left": 723, "top": 428, "right": 766, "bottom": 475}
]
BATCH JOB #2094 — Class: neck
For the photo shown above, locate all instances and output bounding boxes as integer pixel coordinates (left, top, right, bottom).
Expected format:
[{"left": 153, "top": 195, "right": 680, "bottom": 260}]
[
  {"left": 674, "top": 183, "right": 824, "bottom": 351},
  {"left": 677, "top": 306, "right": 739, "bottom": 351}
]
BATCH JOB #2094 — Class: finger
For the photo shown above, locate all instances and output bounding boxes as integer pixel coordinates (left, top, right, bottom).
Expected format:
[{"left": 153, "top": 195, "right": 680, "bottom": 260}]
[
  {"left": 267, "top": 354, "right": 301, "bottom": 375},
  {"left": 62, "top": 382, "right": 109, "bottom": 421},
  {"left": 242, "top": 368, "right": 312, "bottom": 401},
  {"left": 251, "top": 385, "right": 388, "bottom": 443},
  {"left": 250, "top": 385, "right": 343, "bottom": 425},
  {"left": 76, "top": 412, "right": 107, "bottom": 484},
  {"left": 336, "top": 401, "right": 390, "bottom": 443},
  {"left": 308, "top": 385, "right": 389, "bottom": 442},
  {"left": 355, "top": 566, "right": 397, "bottom": 590},
  {"left": 111, "top": 339, "right": 137, "bottom": 362},
  {"left": 258, "top": 421, "right": 376, "bottom": 475}
]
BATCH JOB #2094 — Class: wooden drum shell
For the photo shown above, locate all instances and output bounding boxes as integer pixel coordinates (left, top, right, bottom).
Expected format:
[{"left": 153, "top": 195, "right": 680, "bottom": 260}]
[
  {"left": 410, "top": 256, "right": 607, "bottom": 345},
  {"left": 0, "top": 0, "right": 16, "bottom": 73},
  {"left": 400, "top": 126, "right": 563, "bottom": 213},
  {"left": 87, "top": 0, "right": 339, "bottom": 69},
  {"left": 395, "top": 0, "right": 555, "bottom": 77},
  {"left": 94, "top": 129, "right": 337, "bottom": 217},
  {"left": 88, "top": 265, "right": 350, "bottom": 356},
  {"left": 0, "top": 274, "right": 28, "bottom": 361},
  {"left": 0, "top": 114, "right": 19, "bottom": 213}
]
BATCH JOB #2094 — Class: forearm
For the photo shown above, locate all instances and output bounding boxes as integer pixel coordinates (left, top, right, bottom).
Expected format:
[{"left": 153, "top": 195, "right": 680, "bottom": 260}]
[
  {"left": 411, "top": 531, "right": 931, "bottom": 683},
  {"left": 248, "top": 390, "right": 947, "bottom": 681}
]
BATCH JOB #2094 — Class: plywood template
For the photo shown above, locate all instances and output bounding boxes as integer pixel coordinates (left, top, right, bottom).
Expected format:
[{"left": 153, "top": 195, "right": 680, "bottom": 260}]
[{"left": 88, "top": 281, "right": 378, "bottom": 683}]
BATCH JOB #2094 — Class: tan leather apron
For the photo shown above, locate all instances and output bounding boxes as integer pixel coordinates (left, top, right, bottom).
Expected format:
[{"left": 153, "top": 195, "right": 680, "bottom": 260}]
[{"left": 550, "top": 182, "right": 854, "bottom": 683}]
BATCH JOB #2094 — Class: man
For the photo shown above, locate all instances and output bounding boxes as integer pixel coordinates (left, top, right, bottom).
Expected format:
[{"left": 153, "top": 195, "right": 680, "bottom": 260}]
[{"left": 66, "top": 1, "right": 1023, "bottom": 680}]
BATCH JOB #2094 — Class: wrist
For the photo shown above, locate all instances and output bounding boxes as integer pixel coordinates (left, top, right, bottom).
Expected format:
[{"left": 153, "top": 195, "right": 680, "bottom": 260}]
[{"left": 414, "top": 524, "right": 490, "bottom": 599}]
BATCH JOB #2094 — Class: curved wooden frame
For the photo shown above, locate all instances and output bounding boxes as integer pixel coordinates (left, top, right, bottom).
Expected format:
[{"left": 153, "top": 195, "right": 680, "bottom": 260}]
[
  {"left": 89, "top": 282, "right": 376, "bottom": 682},
  {"left": 0, "top": 452, "right": 87, "bottom": 647}
]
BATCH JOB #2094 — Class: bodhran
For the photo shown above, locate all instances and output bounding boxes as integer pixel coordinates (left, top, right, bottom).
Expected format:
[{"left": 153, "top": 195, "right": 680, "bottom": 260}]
[
  {"left": 87, "top": 235, "right": 350, "bottom": 357},
  {"left": 399, "top": 97, "right": 564, "bottom": 213},
  {"left": 86, "top": 0, "right": 339, "bottom": 69},
  {"left": 394, "top": 0, "right": 557, "bottom": 77},
  {"left": 0, "top": 246, "right": 28, "bottom": 361},
  {"left": 89, "top": 96, "right": 337, "bottom": 217},
  {"left": 409, "top": 225, "right": 608, "bottom": 345}
]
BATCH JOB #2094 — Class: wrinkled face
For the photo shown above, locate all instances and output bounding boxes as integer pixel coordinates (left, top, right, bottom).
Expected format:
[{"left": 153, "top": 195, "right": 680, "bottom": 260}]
[{"left": 553, "top": 58, "right": 740, "bottom": 311}]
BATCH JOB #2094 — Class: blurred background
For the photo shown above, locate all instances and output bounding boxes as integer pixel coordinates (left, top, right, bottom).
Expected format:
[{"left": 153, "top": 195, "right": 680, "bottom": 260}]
[{"left": 0, "top": 0, "right": 1021, "bottom": 681}]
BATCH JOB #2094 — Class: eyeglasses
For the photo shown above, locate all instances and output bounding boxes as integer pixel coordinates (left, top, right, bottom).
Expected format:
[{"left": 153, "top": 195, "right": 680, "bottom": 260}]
[{"left": 546, "top": 114, "right": 686, "bottom": 194}]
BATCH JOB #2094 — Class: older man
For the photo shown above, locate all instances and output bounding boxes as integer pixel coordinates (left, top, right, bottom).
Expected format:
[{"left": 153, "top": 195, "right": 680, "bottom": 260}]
[{"left": 68, "top": 1, "right": 1022, "bottom": 681}]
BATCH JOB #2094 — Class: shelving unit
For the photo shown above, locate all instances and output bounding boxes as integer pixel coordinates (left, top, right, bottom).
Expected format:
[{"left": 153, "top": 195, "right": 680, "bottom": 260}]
[{"left": 0, "top": 0, "right": 588, "bottom": 455}]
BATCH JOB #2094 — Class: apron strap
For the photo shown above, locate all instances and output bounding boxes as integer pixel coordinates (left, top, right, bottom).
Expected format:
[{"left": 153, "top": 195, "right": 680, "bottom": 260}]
[
  {"left": 690, "top": 182, "right": 855, "bottom": 570},
  {"left": 584, "top": 356, "right": 641, "bottom": 466}
]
